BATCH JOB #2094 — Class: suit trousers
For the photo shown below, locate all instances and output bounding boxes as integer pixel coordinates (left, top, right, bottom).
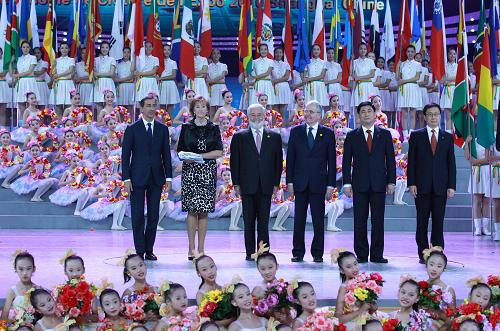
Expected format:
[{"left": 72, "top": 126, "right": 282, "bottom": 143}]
[
  {"left": 353, "top": 191, "right": 386, "bottom": 259},
  {"left": 241, "top": 184, "right": 272, "bottom": 257},
  {"left": 415, "top": 193, "right": 447, "bottom": 259},
  {"left": 130, "top": 171, "right": 163, "bottom": 255},
  {"left": 292, "top": 188, "right": 325, "bottom": 258}
]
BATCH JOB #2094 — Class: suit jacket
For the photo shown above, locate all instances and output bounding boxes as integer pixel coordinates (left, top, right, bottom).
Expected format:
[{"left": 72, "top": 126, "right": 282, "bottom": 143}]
[
  {"left": 121, "top": 120, "right": 173, "bottom": 187},
  {"left": 286, "top": 124, "right": 336, "bottom": 194},
  {"left": 230, "top": 128, "right": 283, "bottom": 195},
  {"left": 342, "top": 126, "right": 396, "bottom": 193},
  {"left": 407, "top": 128, "right": 456, "bottom": 195}
]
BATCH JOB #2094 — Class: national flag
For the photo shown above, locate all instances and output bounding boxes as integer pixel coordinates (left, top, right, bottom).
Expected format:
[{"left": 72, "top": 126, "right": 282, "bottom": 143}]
[
  {"left": 42, "top": 0, "right": 56, "bottom": 74},
  {"left": 171, "top": 0, "right": 181, "bottom": 80},
  {"left": 341, "top": 0, "right": 354, "bottom": 86},
  {"left": 69, "top": 0, "right": 82, "bottom": 57},
  {"left": 380, "top": 0, "right": 395, "bottom": 62},
  {"left": 0, "top": 0, "right": 9, "bottom": 72},
  {"left": 4, "top": 0, "right": 19, "bottom": 70},
  {"left": 346, "top": 0, "right": 355, "bottom": 26},
  {"left": 198, "top": 0, "right": 212, "bottom": 58},
  {"left": 368, "top": 4, "right": 380, "bottom": 57},
  {"left": 19, "top": 0, "right": 30, "bottom": 45},
  {"left": 329, "top": 0, "right": 342, "bottom": 61},
  {"left": 282, "top": 0, "right": 293, "bottom": 69},
  {"left": 126, "top": 2, "right": 135, "bottom": 54},
  {"left": 237, "top": 0, "right": 254, "bottom": 74},
  {"left": 430, "top": 0, "right": 446, "bottom": 81},
  {"left": 179, "top": 0, "right": 194, "bottom": 79},
  {"left": 254, "top": 0, "right": 262, "bottom": 57},
  {"left": 293, "top": 0, "right": 310, "bottom": 73},
  {"left": 395, "top": 0, "right": 411, "bottom": 67},
  {"left": 420, "top": 0, "right": 426, "bottom": 54},
  {"left": 260, "top": 0, "right": 274, "bottom": 58},
  {"left": 451, "top": 0, "right": 475, "bottom": 155},
  {"left": 312, "top": 0, "right": 325, "bottom": 59},
  {"left": 147, "top": 0, "right": 164, "bottom": 73},
  {"left": 353, "top": 0, "right": 365, "bottom": 56},
  {"left": 79, "top": 0, "right": 87, "bottom": 48},
  {"left": 28, "top": 0, "right": 39, "bottom": 47},
  {"left": 109, "top": 0, "right": 124, "bottom": 60},
  {"left": 132, "top": 0, "right": 144, "bottom": 57},
  {"left": 410, "top": 0, "right": 421, "bottom": 52},
  {"left": 489, "top": 0, "right": 499, "bottom": 76},
  {"left": 85, "top": 0, "right": 102, "bottom": 81},
  {"left": 476, "top": 27, "right": 495, "bottom": 148}
]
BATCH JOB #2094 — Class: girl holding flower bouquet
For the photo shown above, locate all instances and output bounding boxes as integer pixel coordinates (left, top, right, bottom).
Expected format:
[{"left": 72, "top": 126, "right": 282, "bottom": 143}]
[
  {"left": 467, "top": 277, "right": 492, "bottom": 310},
  {"left": 1, "top": 250, "right": 37, "bottom": 322},
  {"left": 195, "top": 256, "right": 222, "bottom": 305},
  {"left": 252, "top": 250, "right": 279, "bottom": 299},
  {"left": 11, "top": 92, "right": 42, "bottom": 144},
  {"left": 97, "top": 289, "right": 130, "bottom": 331},
  {"left": 173, "top": 89, "right": 196, "bottom": 125},
  {"left": 30, "top": 289, "right": 63, "bottom": 331},
  {"left": 292, "top": 282, "right": 317, "bottom": 329},
  {"left": 420, "top": 247, "right": 456, "bottom": 330},
  {"left": 388, "top": 276, "right": 432, "bottom": 330},
  {"left": 0, "top": 129, "right": 24, "bottom": 189},
  {"left": 199, "top": 321, "right": 220, "bottom": 331},
  {"left": 228, "top": 283, "right": 268, "bottom": 331},
  {"left": 209, "top": 167, "right": 242, "bottom": 231},
  {"left": 11, "top": 142, "right": 58, "bottom": 202},
  {"left": 154, "top": 283, "right": 197, "bottom": 331}
]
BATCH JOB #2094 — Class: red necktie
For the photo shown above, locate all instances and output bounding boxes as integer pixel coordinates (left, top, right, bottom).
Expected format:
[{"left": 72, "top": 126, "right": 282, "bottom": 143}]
[
  {"left": 431, "top": 129, "right": 437, "bottom": 155},
  {"left": 366, "top": 129, "right": 373, "bottom": 152}
]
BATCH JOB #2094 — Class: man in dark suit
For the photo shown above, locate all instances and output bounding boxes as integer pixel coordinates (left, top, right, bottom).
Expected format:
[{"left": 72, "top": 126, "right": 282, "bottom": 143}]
[
  {"left": 230, "top": 104, "right": 283, "bottom": 261},
  {"left": 407, "top": 103, "right": 456, "bottom": 263},
  {"left": 287, "top": 100, "right": 336, "bottom": 263},
  {"left": 343, "top": 101, "right": 396, "bottom": 264},
  {"left": 122, "top": 95, "right": 172, "bottom": 261}
]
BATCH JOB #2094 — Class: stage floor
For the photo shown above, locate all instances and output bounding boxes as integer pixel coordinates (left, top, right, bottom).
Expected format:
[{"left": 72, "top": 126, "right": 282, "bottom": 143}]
[{"left": 0, "top": 230, "right": 498, "bottom": 305}]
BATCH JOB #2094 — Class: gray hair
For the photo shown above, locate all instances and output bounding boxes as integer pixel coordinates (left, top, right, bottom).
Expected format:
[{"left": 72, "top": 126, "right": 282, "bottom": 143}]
[
  {"left": 305, "top": 100, "right": 322, "bottom": 113},
  {"left": 247, "top": 103, "right": 266, "bottom": 115}
]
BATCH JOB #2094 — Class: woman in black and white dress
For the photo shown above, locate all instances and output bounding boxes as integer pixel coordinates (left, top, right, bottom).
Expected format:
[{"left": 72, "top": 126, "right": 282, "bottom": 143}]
[{"left": 177, "top": 95, "right": 223, "bottom": 259}]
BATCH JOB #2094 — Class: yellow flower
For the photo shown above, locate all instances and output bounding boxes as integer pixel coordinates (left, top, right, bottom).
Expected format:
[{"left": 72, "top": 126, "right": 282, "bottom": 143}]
[
  {"left": 208, "top": 290, "right": 223, "bottom": 303},
  {"left": 354, "top": 288, "right": 369, "bottom": 301}
]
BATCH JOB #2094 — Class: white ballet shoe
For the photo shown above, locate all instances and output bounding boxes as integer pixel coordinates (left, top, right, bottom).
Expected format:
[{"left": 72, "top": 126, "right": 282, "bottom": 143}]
[
  {"left": 272, "top": 226, "right": 284, "bottom": 231},
  {"left": 393, "top": 200, "right": 408, "bottom": 205},
  {"left": 111, "top": 225, "right": 127, "bottom": 231},
  {"left": 474, "top": 219, "right": 483, "bottom": 236},
  {"left": 327, "top": 226, "right": 342, "bottom": 232},
  {"left": 31, "top": 197, "right": 43, "bottom": 202},
  {"left": 73, "top": 211, "right": 81, "bottom": 216},
  {"left": 228, "top": 226, "right": 242, "bottom": 231},
  {"left": 482, "top": 218, "right": 491, "bottom": 236},
  {"left": 157, "top": 225, "right": 165, "bottom": 231},
  {"left": 279, "top": 225, "right": 287, "bottom": 231},
  {"left": 1, "top": 183, "right": 10, "bottom": 189},
  {"left": 494, "top": 223, "right": 500, "bottom": 241}
]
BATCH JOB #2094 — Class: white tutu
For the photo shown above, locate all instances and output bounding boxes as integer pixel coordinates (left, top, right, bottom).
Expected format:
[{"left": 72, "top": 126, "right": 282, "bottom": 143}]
[
  {"left": 440, "top": 84, "right": 455, "bottom": 109},
  {"left": 80, "top": 199, "right": 128, "bottom": 221},
  {"left": 0, "top": 164, "right": 22, "bottom": 179},
  {"left": 118, "top": 83, "right": 135, "bottom": 105},
  {"left": 169, "top": 201, "right": 187, "bottom": 221},
  {"left": 136, "top": 77, "right": 159, "bottom": 103},
  {"left": 78, "top": 83, "right": 94, "bottom": 106},
  {"left": 0, "top": 80, "right": 10, "bottom": 103},
  {"left": 16, "top": 77, "right": 40, "bottom": 103},
  {"left": 274, "top": 82, "right": 292, "bottom": 105},
  {"left": 398, "top": 83, "right": 422, "bottom": 109},
  {"left": 51, "top": 79, "right": 76, "bottom": 105},
  {"left": 11, "top": 175, "right": 57, "bottom": 195},
  {"left": 49, "top": 186, "right": 87, "bottom": 206},
  {"left": 305, "top": 81, "right": 329, "bottom": 107},
  {"left": 36, "top": 81, "right": 50, "bottom": 105},
  {"left": 209, "top": 83, "right": 227, "bottom": 106},
  {"left": 468, "top": 165, "right": 490, "bottom": 195},
  {"left": 193, "top": 77, "right": 210, "bottom": 100},
  {"left": 160, "top": 81, "right": 180, "bottom": 105},
  {"left": 209, "top": 200, "right": 241, "bottom": 218}
]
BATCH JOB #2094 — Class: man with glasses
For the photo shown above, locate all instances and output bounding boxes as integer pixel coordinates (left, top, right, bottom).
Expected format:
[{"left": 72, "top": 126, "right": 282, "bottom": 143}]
[
  {"left": 408, "top": 103, "right": 456, "bottom": 263},
  {"left": 230, "top": 104, "right": 283, "bottom": 261},
  {"left": 343, "top": 101, "right": 396, "bottom": 264},
  {"left": 287, "top": 100, "right": 336, "bottom": 263}
]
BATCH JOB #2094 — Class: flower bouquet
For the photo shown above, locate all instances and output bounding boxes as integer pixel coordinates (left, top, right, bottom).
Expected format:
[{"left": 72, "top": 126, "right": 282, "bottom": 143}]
[
  {"left": 165, "top": 309, "right": 200, "bottom": 331},
  {"left": 451, "top": 303, "right": 486, "bottom": 330},
  {"left": 488, "top": 275, "right": 500, "bottom": 307},
  {"left": 344, "top": 273, "right": 384, "bottom": 311},
  {"left": 254, "top": 278, "right": 296, "bottom": 322},
  {"left": 122, "top": 287, "right": 162, "bottom": 322},
  {"left": 381, "top": 318, "right": 403, "bottom": 331},
  {"left": 406, "top": 309, "right": 433, "bottom": 331},
  {"left": 198, "top": 288, "right": 235, "bottom": 321},
  {"left": 53, "top": 276, "right": 98, "bottom": 318},
  {"left": 9, "top": 291, "right": 37, "bottom": 330},
  {"left": 296, "top": 307, "right": 346, "bottom": 331},
  {"left": 417, "top": 281, "right": 453, "bottom": 311},
  {"left": 96, "top": 319, "right": 129, "bottom": 331}
]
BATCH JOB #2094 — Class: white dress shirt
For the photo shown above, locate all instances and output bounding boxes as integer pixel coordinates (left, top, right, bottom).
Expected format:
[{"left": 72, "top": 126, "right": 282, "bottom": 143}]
[
  {"left": 426, "top": 126, "right": 439, "bottom": 142},
  {"left": 143, "top": 118, "right": 155, "bottom": 135},
  {"left": 252, "top": 127, "right": 264, "bottom": 145},
  {"left": 306, "top": 123, "right": 319, "bottom": 139},
  {"left": 362, "top": 125, "right": 375, "bottom": 141}
]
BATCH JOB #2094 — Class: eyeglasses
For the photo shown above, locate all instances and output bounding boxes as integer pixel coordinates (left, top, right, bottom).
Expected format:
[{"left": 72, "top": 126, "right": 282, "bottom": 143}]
[
  {"left": 425, "top": 113, "right": 441, "bottom": 118},
  {"left": 304, "top": 110, "right": 321, "bottom": 114}
]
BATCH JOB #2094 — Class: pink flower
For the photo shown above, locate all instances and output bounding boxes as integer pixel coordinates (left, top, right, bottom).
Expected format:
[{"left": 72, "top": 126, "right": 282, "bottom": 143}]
[
  {"left": 69, "top": 307, "right": 80, "bottom": 317},
  {"left": 256, "top": 300, "right": 269, "bottom": 314},
  {"left": 366, "top": 280, "right": 378, "bottom": 291},
  {"left": 289, "top": 308, "right": 297, "bottom": 319},
  {"left": 345, "top": 293, "right": 356, "bottom": 306},
  {"left": 266, "top": 294, "right": 279, "bottom": 307},
  {"left": 313, "top": 315, "right": 328, "bottom": 329}
]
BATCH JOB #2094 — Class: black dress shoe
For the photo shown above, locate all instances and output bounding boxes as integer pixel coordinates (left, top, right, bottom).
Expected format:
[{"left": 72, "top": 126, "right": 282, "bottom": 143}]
[
  {"left": 291, "top": 256, "right": 304, "bottom": 262},
  {"left": 145, "top": 253, "right": 158, "bottom": 261},
  {"left": 313, "top": 257, "right": 323, "bottom": 263},
  {"left": 419, "top": 258, "right": 425, "bottom": 264},
  {"left": 357, "top": 257, "right": 368, "bottom": 263},
  {"left": 370, "top": 257, "right": 389, "bottom": 263},
  {"left": 245, "top": 255, "right": 255, "bottom": 261}
]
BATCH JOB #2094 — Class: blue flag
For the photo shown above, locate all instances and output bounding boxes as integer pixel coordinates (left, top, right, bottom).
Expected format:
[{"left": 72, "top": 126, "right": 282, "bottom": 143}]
[
  {"left": 489, "top": 0, "right": 499, "bottom": 76},
  {"left": 19, "top": 0, "right": 30, "bottom": 46},
  {"left": 293, "top": 0, "right": 310, "bottom": 73}
]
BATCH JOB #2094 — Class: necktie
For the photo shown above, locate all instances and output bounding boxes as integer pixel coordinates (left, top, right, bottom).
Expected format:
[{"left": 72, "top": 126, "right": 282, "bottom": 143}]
[
  {"left": 147, "top": 123, "right": 153, "bottom": 142},
  {"left": 255, "top": 130, "right": 262, "bottom": 153},
  {"left": 308, "top": 127, "right": 314, "bottom": 150},
  {"left": 366, "top": 129, "right": 373, "bottom": 152},
  {"left": 431, "top": 129, "right": 437, "bottom": 155}
]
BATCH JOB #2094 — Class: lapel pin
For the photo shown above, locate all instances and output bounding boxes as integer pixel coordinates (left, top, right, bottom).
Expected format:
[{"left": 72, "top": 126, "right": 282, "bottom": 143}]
[
  {"left": 267, "top": 135, "right": 271, "bottom": 138},
  {"left": 320, "top": 133, "right": 323, "bottom": 137}
]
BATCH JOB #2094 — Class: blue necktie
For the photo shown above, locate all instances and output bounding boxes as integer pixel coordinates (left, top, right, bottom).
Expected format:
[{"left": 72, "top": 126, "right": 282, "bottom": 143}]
[
  {"left": 147, "top": 123, "right": 153, "bottom": 142},
  {"left": 307, "top": 127, "right": 314, "bottom": 150}
]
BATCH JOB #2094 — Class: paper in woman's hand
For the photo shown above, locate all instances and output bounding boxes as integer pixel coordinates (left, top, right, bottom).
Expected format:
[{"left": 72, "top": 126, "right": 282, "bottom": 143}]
[{"left": 178, "top": 151, "right": 204, "bottom": 164}]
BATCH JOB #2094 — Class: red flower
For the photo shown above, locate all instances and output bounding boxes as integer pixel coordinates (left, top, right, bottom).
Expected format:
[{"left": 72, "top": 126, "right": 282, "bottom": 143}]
[
  {"left": 337, "top": 323, "right": 347, "bottom": 331},
  {"left": 475, "top": 314, "right": 484, "bottom": 323},
  {"left": 452, "top": 319, "right": 460, "bottom": 330},
  {"left": 489, "top": 308, "right": 500, "bottom": 327},
  {"left": 204, "top": 301, "right": 218, "bottom": 315},
  {"left": 382, "top": 318, "right": 399, "bottom": 331},
  {"left": 418, "top": 281, "right": 429, "bottom": 290},
  {"left": 370, "top": 273, "right": 383, "bottom": 283},
  {"left": 444, "top": 307, "right": 455, "bottom": 317}
]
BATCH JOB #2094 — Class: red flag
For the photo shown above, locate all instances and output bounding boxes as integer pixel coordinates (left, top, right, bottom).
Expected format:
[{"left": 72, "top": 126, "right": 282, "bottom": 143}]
[
  {"left": 430, "top": 0, "right": 446, "bottom": 81},
  {"left": 147, "top": 1, "right": 164, "bottom": 73},
  {"left": 255, "top": 0, "right": 263, "bottom": 57},
  {"left": 133, "top": 0, "right": 144, "bottom": 57},
  {"left": 352, "top": 0, "right": 365, "bottom": 57},
  {"left": 179, "top": 0, "right": 194, "bottom": 79},
  {"left": 85, "top": 0, "right": 101, "bottom": 80},
  {"left": 282, "top": 0, "right": 293, "bottom": 71},
  {"left": 312, "top": 0, "right": 325, "bottom": 59},
  {"left": 199, "top": 0, "right": 212, "bottom": 57},
  {"left": 395, "top": 0, "right": 411, "bottom": 67}
]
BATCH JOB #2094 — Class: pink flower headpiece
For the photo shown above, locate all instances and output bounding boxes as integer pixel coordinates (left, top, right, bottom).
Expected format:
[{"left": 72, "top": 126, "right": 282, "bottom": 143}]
[
  {"left": 147, "top": 91, "right": 157, "bottom": 98},
  {"left": 26, "top": 115, "right": 40, "bottom": 125},
  {"left": 184, "top": 88, "right": 194, "bottom": 95},
  {"left": 399, "top": 274, "right": 417, "bottom": 286},
  {"left": 24, "top": 91, "right": 33, "bottom": 98},
  {"left": 98, "top": 163, "right": 112, "bottom": 174},
  {"left": 328, "top": 92, "right": 339, "bottom": 98},
  {"left": 69, "top": 88, "right": 78, "bottom": 97},
  {"left": 26, "top": 141, "right": 40, "bottom": 149},
  {"left": 0, "top": 128, "right": 10, "bottom": 137},
  {"left": 218, "top": 113, "right": 228, "bottom": 121},
  {"left": 334, "top": 128, "right": 346, "bottom": 137},
  {"left": 97, "top": 140, "right": 109, "bottom": 149},
  {"left": 221, "top": 88, "right": 229, "bottom": 95},
  {"left": 293, "top": 89, "right": 303, "bottom": 97},
  {"left": 368, "top": 93, "right": 381, "bottom": 101},
  {"left": 255, "top": 91, "right": 266, "bottom": 98},
  {"left": 103, "top": 114, "right": 116, "bottom": 124},
  {"left": 65, "top": 149, "right": 82, "bottom": 160},
  {"left": 63, "top": 127, "right": 75, "bottom": 134},
  {"left": 103, "top": 88, "right": 114, "bottom": 97}
]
